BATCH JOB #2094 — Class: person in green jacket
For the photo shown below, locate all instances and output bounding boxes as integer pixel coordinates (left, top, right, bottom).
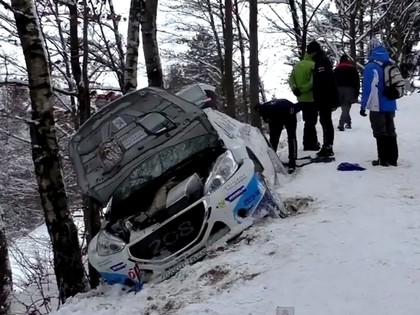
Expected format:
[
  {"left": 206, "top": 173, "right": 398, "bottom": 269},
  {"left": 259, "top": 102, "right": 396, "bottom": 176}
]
[{"left": 289, "top": 53, "right": 320, "bottom": 151}]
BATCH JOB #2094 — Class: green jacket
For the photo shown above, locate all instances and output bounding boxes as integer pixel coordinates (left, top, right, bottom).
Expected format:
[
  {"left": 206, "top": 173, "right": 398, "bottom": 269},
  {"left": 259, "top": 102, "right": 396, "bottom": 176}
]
[{"left": 289, "top": 54, "right": 315, "bottom": 102}]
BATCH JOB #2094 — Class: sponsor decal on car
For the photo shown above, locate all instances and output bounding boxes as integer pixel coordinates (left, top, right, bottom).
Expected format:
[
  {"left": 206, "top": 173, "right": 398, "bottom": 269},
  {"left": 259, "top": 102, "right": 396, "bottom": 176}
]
[
  {"left": 224, "top": 173, "right": 247, "bottom": 191},
  {"left": 110, "top": 262, "right": 127, "bottom": 272},
  {"left": 217, "top": 200, "right": 226, "bottom": 208},
  {"left": 225, "top": 186, "right": 247, "bottom": 202},
  {"left": 97, "top": 258, "right": 113, "bottom": 268},
  {"left": 112, "top": 116, "right": 127, "bottom": 130},
  {"left": 128, "top": 267, "right": 138, "bottom": 280},
  {"left": 160, "top": 248, "right": 208, "bottom": 280},
  {"left": 121, "top": 128, "right": 147, "bottom": 149},
  {"left": 243, "top": 189, "right": 262, "bottom": 207}
]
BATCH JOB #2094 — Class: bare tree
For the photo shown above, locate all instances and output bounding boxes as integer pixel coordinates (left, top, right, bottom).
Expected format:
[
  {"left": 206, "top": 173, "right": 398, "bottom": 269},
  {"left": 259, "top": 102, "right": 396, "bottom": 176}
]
[
  {"left": 263, "top": 0, "right": 326, "bottom": 59},
  {"left": 10, "top": 0, "right": 87, "bottom": 303},
  {"left": 141, "top": 0, "right": 164, "bottom": 87},
  {"left": 0, "top": 206, "right": 12, "bottom": 315},
  {"left": 249, "top": 0, "right": 261, "bottom": 128},
  {"left": 233, "top": 0, "right": 249, "bottom": 122},
  {"left": 123, "top": 0, "right": 142, "bottom": 93},
  {"left": 224, "top": 0, "right": 236, "bottom": 118},
  {"left": 67, "top": 0, "right": 101, "bottom": 288}
]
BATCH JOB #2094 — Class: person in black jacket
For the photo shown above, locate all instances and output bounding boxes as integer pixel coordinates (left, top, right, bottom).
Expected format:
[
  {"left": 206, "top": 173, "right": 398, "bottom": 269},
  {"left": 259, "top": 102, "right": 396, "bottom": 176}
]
[
  {"left": 255, "top": 99, "right": 300, "bottom": 174},
  {"left": 333, "top": 54, "right": 360, "bottom": 131},
  {"left": 306, "top": 41, "right": 339, "bottom": 158}
]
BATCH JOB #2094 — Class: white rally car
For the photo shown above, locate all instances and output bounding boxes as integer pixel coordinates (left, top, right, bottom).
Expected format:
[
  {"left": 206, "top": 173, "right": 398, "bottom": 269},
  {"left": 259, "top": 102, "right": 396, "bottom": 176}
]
[{"left": 68, "top": 84, "right": 287, "bottom": 291}]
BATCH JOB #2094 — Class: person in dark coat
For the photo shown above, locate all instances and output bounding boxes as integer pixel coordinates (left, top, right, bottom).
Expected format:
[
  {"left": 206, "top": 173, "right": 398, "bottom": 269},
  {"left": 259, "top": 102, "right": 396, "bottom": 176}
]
[
  {"left": 255, "top": 99, "right": 300, "bottom": 174},
  {"left": 306, "top": 41, "right": 339, "bottom": 158},
  {"left": 333, "top": 54, "right": 360, "bottom": 130}
]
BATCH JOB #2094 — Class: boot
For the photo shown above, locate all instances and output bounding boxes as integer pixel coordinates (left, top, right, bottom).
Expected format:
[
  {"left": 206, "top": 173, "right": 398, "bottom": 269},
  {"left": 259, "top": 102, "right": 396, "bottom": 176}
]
[
  {"left": 337, "top": 125, "right": 345, "bottom": 131},
  {"left": 316, "top": 145, "right": 334, "bottom": 158},
  {"left": 387, "top": 136, "right": 399, "bottom": 166},
  {"left": 345, "top": 123, "right": 352, "bottom": 129},
  {"left": 372, "top": 136, "right": 389, "bottom": 166},
  {"left": 288, "top": 160, "right": 296, "bottom": 174}
]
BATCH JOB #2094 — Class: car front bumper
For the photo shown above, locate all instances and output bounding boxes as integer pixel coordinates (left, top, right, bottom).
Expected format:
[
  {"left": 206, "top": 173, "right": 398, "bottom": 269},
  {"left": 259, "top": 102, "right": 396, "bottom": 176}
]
[{"left": 88, "top": 159, "right": 276, "bottom": 289}]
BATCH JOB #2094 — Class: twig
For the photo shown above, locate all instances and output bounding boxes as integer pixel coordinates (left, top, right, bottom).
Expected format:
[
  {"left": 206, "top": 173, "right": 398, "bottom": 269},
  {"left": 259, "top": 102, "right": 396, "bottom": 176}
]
[{"left": 0, "top": 127, "right": 31, "bottom": 144}]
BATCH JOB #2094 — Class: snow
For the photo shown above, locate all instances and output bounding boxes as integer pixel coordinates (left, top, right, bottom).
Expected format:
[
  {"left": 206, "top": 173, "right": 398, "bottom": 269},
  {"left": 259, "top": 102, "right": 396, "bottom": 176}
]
[{"left": 46, "top": 93, "right": 420, "bottom": 315}]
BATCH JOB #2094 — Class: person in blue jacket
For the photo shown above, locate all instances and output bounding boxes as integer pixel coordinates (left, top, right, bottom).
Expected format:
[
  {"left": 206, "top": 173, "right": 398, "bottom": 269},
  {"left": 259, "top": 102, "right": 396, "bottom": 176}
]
[
  {"left": 255, "top": 99, "right": 300, "bottom": 173},
  {"left": 360, "top": 39, "right": 399, "bottom": 166}
]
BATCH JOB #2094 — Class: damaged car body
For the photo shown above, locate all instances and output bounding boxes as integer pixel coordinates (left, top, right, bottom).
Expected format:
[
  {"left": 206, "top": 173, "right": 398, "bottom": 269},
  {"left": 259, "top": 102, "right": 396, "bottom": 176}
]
[{"left": 68, "top": 84, "right": 287, "bottom": 291}]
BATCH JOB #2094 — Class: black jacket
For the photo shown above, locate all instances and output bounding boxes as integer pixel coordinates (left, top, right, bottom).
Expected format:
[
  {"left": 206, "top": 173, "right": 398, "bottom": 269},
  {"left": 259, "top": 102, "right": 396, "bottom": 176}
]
[
  {"left": 312, "top": 51, "right": 339, "bottom": 108},
  {"left": 333, "top": 61, "right": 360, "bottom": 97},
  {"left": 255, "top": 99, "right": 301, "bottom": 122}
]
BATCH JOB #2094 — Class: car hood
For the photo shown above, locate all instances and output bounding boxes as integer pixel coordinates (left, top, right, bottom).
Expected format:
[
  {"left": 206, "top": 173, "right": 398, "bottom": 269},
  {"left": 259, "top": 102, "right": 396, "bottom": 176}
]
[{"left": 68, "top": 87, "right": 222, "bottom": 206}]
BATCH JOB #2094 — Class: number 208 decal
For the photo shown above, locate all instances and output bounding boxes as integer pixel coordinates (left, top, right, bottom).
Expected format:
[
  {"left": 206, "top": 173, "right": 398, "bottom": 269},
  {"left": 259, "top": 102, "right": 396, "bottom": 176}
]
[{"left": 148, "top": 221, "right": 195, "bottom": 256}]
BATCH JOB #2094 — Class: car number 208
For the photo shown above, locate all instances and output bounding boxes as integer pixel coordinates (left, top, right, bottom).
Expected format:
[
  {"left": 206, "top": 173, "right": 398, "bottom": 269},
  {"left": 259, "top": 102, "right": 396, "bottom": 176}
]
[{"left": 148, "top": 221, "right": 195, "bottom": 256}]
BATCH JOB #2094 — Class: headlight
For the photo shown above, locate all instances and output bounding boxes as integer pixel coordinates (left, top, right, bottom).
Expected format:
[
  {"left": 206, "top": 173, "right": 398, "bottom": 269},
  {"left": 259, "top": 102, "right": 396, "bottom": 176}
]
[
  {"left": 96, "top": 230, "right": 126, "bottom": 256},
  {"left": 204, "top": 150, "right": 238, "bottom": 194}
]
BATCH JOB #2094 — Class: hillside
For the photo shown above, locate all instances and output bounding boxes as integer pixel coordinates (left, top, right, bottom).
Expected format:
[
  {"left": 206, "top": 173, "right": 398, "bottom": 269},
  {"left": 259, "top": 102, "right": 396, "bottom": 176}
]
[{"left": 48, "top": 93, "right": 420, "bottom": 315}]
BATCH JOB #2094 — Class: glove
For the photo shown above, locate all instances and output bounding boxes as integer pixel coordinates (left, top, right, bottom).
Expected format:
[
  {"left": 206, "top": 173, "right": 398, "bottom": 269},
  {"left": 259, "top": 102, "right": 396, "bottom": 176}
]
[
  {"left": 360, "top": 109, "right": 367, "bottom": 117},
  {"left": 292, "top": 88, "right": 301, "bottom": 97}
]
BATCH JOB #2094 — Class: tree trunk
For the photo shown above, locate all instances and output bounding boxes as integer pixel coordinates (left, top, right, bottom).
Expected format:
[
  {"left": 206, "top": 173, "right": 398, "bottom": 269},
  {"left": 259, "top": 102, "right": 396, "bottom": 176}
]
[
  {"left": 0, "top": 208, "right": 12, "bottom": 315},
  {"left": 11, "top": 0, "right": 87, "bottom": 303},
  {"left": 205, "top": 0, "right": 225, "bottom": 78},
  {"left": 288, "top": 0, "right": 302, "bottom": 57},
  {"left": 300, "top": 0, "right": 307, "bottom": 58},
  {"left": 107, "top": 0, "right": 126, "bottom": 90},
  {"left": 234, "top": 0, "right": 249, "bottom": 123},
  {"left": 224, "top": 0, "right": 236, "bottom": 118},
  {"left": 205, "top": 0, "right": 225, "bottom": 102},
  {"left": 123, "top": 0, "right": 142, "bottom": 93},
  {"left": 348, "top": 0, "right": 360, "bottom": 64},
  {"left": 84, "top": 0, "right": 102, "bottom": 288},
  {"left": 249, "top": 0, "right": 261, "bottom": 128},
  {"left": 357, "top": 4, "right": 365, "bottom": 66},
  {"left": 140, "top": 0, "right": 164, "bottom": 87},
  {"left": 54, "top": 0, "right": 78, "bottom": 129}
]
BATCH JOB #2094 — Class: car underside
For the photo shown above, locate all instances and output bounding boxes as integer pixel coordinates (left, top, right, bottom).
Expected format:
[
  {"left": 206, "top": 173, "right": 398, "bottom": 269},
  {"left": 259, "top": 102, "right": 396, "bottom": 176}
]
[{"left": 69, "top": 84, "right": 286, "bottom": 290}]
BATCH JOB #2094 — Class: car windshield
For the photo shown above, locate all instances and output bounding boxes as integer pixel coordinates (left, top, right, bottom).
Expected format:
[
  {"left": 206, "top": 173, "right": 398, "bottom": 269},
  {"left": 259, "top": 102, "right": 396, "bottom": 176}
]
[{"left": 112, "top": 134, "right": 218, "bottom": 205}]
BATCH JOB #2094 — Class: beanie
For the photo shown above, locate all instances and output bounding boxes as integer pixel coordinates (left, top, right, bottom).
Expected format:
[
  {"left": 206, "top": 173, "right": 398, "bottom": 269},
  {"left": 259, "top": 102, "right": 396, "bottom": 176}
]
[{"left": 306, "top": 41, "right": 321, "bottom": 54}]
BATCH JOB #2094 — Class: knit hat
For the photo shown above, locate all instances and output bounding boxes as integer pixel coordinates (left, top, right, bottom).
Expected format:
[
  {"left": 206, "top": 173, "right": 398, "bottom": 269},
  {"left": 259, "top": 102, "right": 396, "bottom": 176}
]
[
  {"left": 368, "top": 37, "right": 382, "bottom": 52},
  {"left": 306, "top": 41, "right": 321, "bottom": 54}
]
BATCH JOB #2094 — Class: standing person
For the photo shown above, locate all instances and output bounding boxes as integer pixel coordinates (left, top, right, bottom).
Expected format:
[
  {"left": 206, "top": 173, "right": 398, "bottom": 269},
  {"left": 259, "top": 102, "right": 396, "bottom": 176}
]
[
  {"left": 306, "top": 40, "right": 339, "bottom": 158},
  {"left": 334, "top": 54, "right": 360, "bottom": 131},
  {"left": 289, "top": 53, "right": 320, "bottom": 151},
  {"left": 360, "top": 39, "right": 402, "bottom": 166},
  {"left": 255, "top": 99, "right": 300, "bottom": 174}
]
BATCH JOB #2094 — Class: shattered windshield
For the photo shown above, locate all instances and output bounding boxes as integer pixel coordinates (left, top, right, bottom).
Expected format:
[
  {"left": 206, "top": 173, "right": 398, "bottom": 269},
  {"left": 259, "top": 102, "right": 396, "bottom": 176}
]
[{"left": 113, "top": 134, "right": 219, "bottom": 203}]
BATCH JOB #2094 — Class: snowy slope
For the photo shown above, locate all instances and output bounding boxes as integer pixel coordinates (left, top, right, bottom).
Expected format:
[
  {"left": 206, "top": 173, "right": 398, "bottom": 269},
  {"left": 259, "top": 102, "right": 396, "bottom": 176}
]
[{"left": 46, "top": 93, "right": 420, "bottom": 315}]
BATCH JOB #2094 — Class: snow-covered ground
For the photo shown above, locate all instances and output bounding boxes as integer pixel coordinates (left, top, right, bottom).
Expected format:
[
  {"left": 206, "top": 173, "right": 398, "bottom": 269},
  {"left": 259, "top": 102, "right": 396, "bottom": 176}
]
[{"left": 43, "top": 93, "right": 420, "bottom": 315}]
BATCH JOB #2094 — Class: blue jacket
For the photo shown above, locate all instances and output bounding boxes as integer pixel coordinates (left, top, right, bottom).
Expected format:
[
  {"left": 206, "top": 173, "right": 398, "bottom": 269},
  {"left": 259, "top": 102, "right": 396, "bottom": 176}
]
[{"left": 360, "top": 45, "right": 397, "bottom": 112}]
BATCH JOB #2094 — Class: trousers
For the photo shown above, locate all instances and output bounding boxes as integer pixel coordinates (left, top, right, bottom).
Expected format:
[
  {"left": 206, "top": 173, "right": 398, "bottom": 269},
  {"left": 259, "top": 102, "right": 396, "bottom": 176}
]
[{"left": 268, "top": 114, "right": 297, "bottom": 167}]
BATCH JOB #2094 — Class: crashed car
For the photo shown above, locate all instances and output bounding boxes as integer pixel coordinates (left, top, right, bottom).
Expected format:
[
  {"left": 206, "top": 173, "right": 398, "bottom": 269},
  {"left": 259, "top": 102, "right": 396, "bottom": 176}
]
[{"left": 68, "top": 84, "right": 287, "bottom": 291}]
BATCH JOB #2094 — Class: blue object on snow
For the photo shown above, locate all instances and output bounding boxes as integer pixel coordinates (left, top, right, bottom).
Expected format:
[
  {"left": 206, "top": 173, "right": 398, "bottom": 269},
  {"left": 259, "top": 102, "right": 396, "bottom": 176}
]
[{"left": 337, "top": 162, "right": 366, "bottom": 171}]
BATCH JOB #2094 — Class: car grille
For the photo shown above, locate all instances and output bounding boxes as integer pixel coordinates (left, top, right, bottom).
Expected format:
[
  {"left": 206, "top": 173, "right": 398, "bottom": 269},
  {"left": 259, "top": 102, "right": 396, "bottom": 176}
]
[{"left": 129, "top": 202, "right": 207, "bottom": 261}]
